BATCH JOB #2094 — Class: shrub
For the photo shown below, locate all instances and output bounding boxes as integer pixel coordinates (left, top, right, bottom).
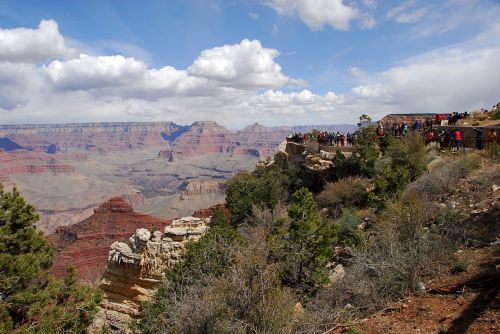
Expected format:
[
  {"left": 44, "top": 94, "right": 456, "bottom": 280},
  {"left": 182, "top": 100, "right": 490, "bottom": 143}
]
[
  {"left": 317, "top": 177, "right": 370, "bottom": 218},
  {"left": 336, "top": 211, "right": 364, "bottom": 248},
  {"left": 167, "top": 208, "right": 242, "bottom": 287},
  {"left": 369, "top": 163, "right": 412, "bottom": 210},
  {"left": 484, "top": 142, "right": 500, "bottom": 161},
  {"left": 329, "top": 151, "right": 365, "bottom": 181},
  {"left": 405, "top": 153, "right": 482, "bottom": 199},
  {"left": 225, "top": 161, "right": 300, "bottom": 224},
  {"left": 387, "top": 131, "right": 428, "bottom": 180},
  {"left": 138, "top": 220, "right": 296, "bottom": 334},
  {"left": 450, "top": 259, "right": 468, "bottom": 274},
  {"left": 138, "top": 209, "right": 242, "bottom": 333},
  {"left": 492, "top": 108, "right": 500, "bottom": 120},
  {"left": 300, "top": 195, "right": 457, "bottom": 331}
]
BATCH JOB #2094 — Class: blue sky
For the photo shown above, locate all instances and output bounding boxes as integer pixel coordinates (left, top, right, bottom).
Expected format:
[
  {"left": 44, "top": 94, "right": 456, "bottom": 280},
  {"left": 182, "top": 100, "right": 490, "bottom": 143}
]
[{"left": 0, "top": 0, "right": 499, "bottom": 127}]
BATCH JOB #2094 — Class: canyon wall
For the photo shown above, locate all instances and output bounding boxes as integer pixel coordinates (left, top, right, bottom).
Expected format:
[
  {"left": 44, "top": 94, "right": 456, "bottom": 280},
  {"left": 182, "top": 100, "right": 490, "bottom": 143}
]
[
  {"left": 48, "top": 196, "right": 170, "bottom": 284},
  {"left": 0, "top": 122, "right": 182, "bottom": 152},
  {"left": 0, "top": 121, "right": 288, "bottom": 233}
]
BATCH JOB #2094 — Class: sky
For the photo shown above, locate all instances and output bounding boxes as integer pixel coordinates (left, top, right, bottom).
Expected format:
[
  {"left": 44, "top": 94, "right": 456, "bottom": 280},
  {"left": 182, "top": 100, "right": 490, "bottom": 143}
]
[{"left": 0, "top": 0, "right": 499, "bottom": 128}]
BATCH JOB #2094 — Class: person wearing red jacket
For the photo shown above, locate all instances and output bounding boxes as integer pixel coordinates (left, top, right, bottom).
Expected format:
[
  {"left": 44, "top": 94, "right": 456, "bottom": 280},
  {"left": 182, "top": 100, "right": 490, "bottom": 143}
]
[{"left": 453, "top": 130, "right": 462, "bottom": 152}]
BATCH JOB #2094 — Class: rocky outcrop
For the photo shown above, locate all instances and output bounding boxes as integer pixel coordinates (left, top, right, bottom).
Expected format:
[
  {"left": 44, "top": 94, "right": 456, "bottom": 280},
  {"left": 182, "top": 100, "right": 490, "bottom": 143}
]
[
  {"left": 179, "top": 180, "right": 224, "bottom": 200},
  {"left": 379, "top": 113, "right": 436, "bottom": 128},
  {"left": 94, "top": 216, "right": 210, "bottom": 333},
  {"left": 48, "top": 197, "right": 170, "bottom": 284}
]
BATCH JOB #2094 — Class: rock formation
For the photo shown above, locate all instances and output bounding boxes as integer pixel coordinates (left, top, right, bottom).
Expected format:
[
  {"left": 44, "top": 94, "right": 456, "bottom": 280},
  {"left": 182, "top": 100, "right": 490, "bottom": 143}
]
[
  {"left": 1, "top": 121, "right": 353, "bottom": 234},
  {"left": 48, "top": 197, "right": 170, "bottom": 284},
  {"left": 179, "top": 180, "right": 224, "bottom": 200},
  {"left": 379, "top": 113, "right": 437, "bottom": 128},
  {"left": 0, "top": 122, "right": 183, "bottom": 152},
  {"left": 93, "top": 216, "right": 210, "bottom": 333}
]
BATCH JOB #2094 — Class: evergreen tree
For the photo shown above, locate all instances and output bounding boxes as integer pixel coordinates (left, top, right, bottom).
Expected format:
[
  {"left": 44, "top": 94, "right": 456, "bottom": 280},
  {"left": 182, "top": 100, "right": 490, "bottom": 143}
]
[
  {"left": 0, "top": 185, "right": 100, "bottom": 333},
  {"left": 281, "top": 188, "right": 337, "bottom": 296}
]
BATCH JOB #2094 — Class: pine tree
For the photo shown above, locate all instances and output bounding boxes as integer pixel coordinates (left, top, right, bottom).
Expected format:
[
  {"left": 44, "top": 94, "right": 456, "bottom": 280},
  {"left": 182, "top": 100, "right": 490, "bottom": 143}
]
[
  {"left": 282, "top": 188, "right": 337, "bottom": 296},
  {"left": 0, "top": 185, "right": 100, "bottom": 333}
]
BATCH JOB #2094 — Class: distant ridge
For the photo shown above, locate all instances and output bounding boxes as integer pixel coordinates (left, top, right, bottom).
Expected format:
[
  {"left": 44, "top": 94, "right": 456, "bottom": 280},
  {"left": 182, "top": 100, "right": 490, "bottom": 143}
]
[
  {"left": 0, "top": 121, "right": 357, "bottom": 132},
  {"left": 0, "top": 137, "right": 24, "bottom": 151}
]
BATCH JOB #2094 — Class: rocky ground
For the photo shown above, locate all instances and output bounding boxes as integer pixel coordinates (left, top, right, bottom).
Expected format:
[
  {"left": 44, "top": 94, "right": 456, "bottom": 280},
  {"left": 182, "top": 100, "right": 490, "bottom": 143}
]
[
  {"left": 331, "top": 247, "right": 498, "bottom": 334},
  {"left": 331, "top": 158, "right": 500, "bottom": 334}
]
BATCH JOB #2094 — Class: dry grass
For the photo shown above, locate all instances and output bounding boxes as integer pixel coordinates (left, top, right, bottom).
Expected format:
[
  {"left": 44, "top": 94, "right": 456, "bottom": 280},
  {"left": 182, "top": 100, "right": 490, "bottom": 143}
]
[
  {"left": 317, "top": 177, "right": 371, "bottom": 218},
  {"left": 404, "top": 153, "right": 482, "bottom": 200}
]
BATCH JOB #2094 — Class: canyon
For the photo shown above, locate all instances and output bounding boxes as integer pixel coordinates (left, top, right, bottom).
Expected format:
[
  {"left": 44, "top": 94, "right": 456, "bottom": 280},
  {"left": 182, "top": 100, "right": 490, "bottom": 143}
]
[
  {"left": 0, "top": 121, "right": 354, "bottom": 234},
  {"left": 0, "top": 121, "right": 281, "bottom": 234}
]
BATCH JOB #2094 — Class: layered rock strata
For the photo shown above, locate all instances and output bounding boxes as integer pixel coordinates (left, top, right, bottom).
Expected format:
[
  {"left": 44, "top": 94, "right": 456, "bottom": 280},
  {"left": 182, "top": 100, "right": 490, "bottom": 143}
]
[
  {"left": 94, "top": 216, "right": 210, "bottom": 333},
  {"left": 48, "top": 197, "right": 170, "bottom": 283}
]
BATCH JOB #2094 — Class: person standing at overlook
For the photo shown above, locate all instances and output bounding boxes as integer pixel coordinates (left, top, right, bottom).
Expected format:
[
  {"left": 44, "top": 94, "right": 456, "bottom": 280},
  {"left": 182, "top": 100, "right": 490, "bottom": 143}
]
[
  {"left": 487, "top": 129, "right": 497, "bottom": 146},
  {"left": 473, "top": 128, "right": 484, "bottom": 150}
]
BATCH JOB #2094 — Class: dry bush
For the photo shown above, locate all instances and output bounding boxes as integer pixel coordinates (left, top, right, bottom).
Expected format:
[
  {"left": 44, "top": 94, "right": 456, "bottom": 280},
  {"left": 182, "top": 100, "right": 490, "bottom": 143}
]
[
  {"left": 404, "top": 153, "right": 482, "bottom": 200},
  {"left": 142, "top": 221, "right": 297, "bottom": 334},
  {"left": 221, "top": 225, "right": 296, "bottom": 334},
  {"left": 317, "top": 177, "right": 371, "bottom": 218},
  {"left": 483, "top": 142, "right": 500, "bottom": 161},
  {"left": 295, "top": 195, "right": 456, "bottom": 333}
]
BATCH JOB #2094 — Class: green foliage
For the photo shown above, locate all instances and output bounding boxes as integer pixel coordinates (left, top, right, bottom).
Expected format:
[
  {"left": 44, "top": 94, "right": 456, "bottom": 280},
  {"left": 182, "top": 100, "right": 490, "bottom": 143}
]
[
  {"left": 492, "top": 108, "right": 500, "bottom": 120},
  {"left": 379, "top": 133, "right": 394, "bottom": 156},
  {"left": 368, "top": 133, "right": 428, "bottom": 210},
  {"left": 450, "top": 259, "right": 468, "bottom": 274},
  {"left": 352, "top": 125, "right": 378, "bottom": 178},
  {"left": 387, "top": 132, "right": 428, "bottom": 180},
  {"left": 168, "top": 208, "right": 242, "bottom": 287},
  {"left": 281, "top": 188, "right": 338, "bottom": 296},
  {"left": 337, "top": 211, "right": 364, "bottom": 248},
  {"left": 138, "top": 219, "right": 296, "bottom": 334},
  {"left": 0, "top": 185, "right": 100, "bottom": 333},
  {"left": 347, "top": 327, "right": 361, "bottom": 334},
  {"left": 369, "top": 164, "right": 411, "bottom": 210},
  {"left": 329, "top": 150, "right": 365, "bottom": 181},
  {"left": 225, "top": 161, "right": 300, "bottom": 224},
  {"left": 357, "top": 114, "right": 372, "bottom": 128}
]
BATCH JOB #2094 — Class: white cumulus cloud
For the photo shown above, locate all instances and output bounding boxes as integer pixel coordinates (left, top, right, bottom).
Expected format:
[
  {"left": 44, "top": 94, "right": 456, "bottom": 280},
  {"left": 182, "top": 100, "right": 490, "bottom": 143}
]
[
  {"left": 188, "top": 39, "right": 291, "bottom": 89},
  {"left": 263, "top": 0, "right": 359, "bottom": 31},
  {"left": 0, "top": 19, "right": 77, "bottom": 63},
  {"left": 46, "top": 54, "right": 146, "bottom": 90}
]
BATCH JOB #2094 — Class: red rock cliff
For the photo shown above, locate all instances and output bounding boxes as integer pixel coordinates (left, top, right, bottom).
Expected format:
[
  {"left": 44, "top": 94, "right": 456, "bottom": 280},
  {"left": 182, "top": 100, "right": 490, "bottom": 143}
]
[{"left": 48, "top": 196, "right": 170, "bottom": 284}]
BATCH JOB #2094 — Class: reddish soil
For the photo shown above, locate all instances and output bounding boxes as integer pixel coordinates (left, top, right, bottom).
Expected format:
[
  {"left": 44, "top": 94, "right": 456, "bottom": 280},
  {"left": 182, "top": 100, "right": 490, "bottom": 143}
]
[{"left": 331, "top": 248, "right": 499, "bottom": 334}]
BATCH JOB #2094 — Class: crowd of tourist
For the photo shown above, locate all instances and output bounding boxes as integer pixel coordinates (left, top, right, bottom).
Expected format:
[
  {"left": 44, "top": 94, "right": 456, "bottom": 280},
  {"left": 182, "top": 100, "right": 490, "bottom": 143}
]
[
  {"left": 287, "top": 130, "right": 354, "bottom": 146},
  {"left": 287, "top": 107, "right": 498, "bottom": 153},
  {"left": 387, "top": 112, "right": 470, "bottom": 138}
]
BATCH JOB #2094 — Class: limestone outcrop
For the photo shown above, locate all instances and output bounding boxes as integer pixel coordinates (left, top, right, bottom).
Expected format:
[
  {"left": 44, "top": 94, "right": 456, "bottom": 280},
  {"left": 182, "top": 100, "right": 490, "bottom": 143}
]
[
  {"left": 94, "top": 216, "right": 210, "bottom": 333},
  {"left": 48, "top": 197, "right": 170, "bottom": 284}
]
